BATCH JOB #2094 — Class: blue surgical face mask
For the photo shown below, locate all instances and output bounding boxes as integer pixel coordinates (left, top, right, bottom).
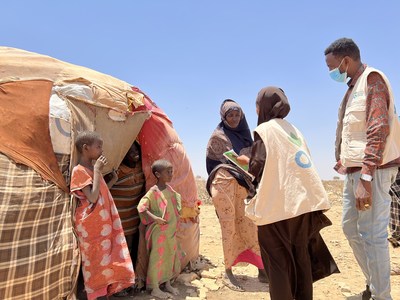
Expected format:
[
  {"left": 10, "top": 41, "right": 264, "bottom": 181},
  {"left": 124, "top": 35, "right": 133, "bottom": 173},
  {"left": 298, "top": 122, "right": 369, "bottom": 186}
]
[{"left": 329, "top": 58, "right": 348, "bottom": 83}]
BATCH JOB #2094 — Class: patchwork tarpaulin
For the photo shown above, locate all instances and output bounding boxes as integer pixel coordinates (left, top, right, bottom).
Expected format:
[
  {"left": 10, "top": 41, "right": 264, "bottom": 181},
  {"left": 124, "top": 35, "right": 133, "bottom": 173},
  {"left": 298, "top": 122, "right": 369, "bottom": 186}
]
[
  {"left": 0, "top": 47, "right": 200, "bottom": 299},
  {"left": 0, "top": 153, "right": 73, "bottom": 299}
]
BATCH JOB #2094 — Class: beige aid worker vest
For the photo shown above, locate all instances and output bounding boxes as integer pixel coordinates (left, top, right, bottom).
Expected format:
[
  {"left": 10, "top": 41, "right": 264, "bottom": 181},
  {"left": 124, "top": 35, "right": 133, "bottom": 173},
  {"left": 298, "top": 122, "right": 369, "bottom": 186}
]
[
  {"left": 252, "top": 119, "right": 330, "bottom": 226},
  {"left": 340, "top": 67, "right": 400, "bottom": 167}
]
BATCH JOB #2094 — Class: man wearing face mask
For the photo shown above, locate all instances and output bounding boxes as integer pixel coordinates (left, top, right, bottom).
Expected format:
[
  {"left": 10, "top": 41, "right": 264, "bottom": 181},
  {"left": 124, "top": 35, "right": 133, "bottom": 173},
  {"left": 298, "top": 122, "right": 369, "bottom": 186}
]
[{"left": 325, "top": 38, "right": 400, "bottom": 300}]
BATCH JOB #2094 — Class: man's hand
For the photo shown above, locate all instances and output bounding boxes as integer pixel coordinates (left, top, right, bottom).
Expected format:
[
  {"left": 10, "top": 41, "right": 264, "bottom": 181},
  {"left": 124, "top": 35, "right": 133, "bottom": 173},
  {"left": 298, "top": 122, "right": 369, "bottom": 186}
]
[
  {"left": 355, "top": 178, "right": 372, "bottom": 211},
  {"left": 334, "top": 160, "right": 347, "bottom": 175}
]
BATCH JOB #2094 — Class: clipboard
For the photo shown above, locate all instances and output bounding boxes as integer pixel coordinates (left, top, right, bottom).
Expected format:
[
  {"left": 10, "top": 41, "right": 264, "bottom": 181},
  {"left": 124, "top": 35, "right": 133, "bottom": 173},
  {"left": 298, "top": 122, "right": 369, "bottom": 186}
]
[{"left": 223, "top": 149, "right": 255, "bottom": 180}]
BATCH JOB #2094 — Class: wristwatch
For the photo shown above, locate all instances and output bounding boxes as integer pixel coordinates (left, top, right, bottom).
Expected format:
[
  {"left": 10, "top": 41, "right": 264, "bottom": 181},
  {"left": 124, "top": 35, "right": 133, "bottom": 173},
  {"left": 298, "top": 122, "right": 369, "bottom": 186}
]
[{"left": 360, "top": 174, "right": 373, "bottom": 182}]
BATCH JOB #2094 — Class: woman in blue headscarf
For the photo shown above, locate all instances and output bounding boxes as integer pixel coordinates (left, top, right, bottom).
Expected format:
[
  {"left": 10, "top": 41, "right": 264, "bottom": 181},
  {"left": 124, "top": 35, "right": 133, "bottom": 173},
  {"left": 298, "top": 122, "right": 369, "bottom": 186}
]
[{"left": 206, "top": 99, "right": 266, "bottom": 291}]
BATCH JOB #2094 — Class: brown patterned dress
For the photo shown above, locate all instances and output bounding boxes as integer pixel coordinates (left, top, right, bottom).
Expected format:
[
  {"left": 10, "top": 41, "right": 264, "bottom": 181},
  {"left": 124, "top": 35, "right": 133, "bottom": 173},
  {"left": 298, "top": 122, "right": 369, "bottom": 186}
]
[{"left": 210, "top": 168, "right": 263, "bottom": 269}]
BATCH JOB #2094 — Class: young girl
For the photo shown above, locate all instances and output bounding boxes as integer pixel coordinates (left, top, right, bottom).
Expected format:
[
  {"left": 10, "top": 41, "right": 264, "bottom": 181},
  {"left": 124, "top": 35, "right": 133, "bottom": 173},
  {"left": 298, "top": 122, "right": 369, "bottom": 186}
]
[
  {"left": 137, "top": 159, "right": 182, "bottom": 299},
  {"left": 70, "top": 131, "right": 135, "bottom": 300}
]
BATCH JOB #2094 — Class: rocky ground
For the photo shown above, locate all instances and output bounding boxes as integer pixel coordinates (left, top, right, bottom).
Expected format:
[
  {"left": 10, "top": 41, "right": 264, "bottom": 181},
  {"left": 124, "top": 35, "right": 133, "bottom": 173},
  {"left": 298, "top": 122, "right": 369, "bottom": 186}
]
[{"left": 109, "top": 179, "right": 400, "bottom": 300}]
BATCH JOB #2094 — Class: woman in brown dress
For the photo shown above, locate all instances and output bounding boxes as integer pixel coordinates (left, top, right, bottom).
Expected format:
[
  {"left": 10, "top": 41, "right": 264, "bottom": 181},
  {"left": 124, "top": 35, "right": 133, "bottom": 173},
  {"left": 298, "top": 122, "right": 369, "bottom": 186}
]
[{"left": 245, "top": 87, "right": 339, "bottom": 300}]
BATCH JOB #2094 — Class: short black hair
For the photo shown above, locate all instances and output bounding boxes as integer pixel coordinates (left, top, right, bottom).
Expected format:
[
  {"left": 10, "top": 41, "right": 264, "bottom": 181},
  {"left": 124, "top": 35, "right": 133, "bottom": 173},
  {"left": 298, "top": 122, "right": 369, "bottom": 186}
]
[
  {"left": 324, "top": 38, "right": 361, "bottom": 61},
  {"left": 151, "top": 159, "right": 173, "bottom": 177},
  {"left": 75, "top": 131, "right": 102, "bottom": 153}
]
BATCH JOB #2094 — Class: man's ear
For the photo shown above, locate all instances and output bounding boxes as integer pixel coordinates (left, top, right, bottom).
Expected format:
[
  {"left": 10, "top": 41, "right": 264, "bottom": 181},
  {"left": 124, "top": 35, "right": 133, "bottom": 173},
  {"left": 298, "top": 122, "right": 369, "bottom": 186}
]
[
  {"left": 343, "top": 56, "right": 352, "bottom": 68},
  {"left": 155, "top": 171, "right": 160, "bottom": 179},
  {"left": 82, "top": 144, "right": 88, "bottom": 151}
]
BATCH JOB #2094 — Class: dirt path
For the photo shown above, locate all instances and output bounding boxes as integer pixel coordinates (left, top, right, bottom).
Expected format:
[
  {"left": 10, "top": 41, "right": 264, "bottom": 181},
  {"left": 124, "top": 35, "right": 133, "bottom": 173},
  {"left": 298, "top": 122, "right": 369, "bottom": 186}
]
[
  {"left": 110, "top": 180, "right": 400, "bottom": 300},
  {"left": 197, "top": 204, "right": 399, "bottom": 300}
]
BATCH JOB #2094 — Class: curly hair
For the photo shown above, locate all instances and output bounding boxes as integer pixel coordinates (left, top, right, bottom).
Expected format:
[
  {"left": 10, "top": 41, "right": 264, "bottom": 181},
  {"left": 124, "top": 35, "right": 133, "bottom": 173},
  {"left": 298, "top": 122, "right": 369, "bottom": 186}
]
[
  {"left": 75, "top": 131, "right": 102, "bottom": 153},
  {"left": 151, "top": 159, "right": 173, "bottom": 176},
  {"left": 324, "top": 38, "right": 361, "bottom": 61}
]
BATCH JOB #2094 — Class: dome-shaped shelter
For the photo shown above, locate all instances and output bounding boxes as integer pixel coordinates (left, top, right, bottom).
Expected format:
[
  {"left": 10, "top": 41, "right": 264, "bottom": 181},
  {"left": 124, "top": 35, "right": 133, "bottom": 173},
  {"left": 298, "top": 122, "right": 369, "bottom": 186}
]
[{"left": 0, "top": 47, "right": 200, "bottom": 299}]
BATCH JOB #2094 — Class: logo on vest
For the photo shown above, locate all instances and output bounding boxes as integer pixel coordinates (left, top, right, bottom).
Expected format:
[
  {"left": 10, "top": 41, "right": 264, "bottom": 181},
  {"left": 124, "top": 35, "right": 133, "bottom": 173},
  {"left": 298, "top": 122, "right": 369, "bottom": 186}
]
[
  {"left": 295, "top": 151, "right": 312, "bottom": 168},
  {"left": 288, "top": 132, "right": 302, "bottom": 147},
  {"left": 288, "top": 132, "right": 312, "bottom": 168}
]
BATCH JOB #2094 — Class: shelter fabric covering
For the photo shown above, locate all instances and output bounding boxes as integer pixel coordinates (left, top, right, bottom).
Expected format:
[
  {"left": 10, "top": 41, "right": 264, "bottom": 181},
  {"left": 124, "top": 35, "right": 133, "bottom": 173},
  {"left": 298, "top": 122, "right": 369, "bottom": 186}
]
[
  {"left": 0, "top": 153, "right": 75, "bottom": 300},
  {"left": 0, "top": 47, "right": 150, "bottom": 179},
  {"left": 0, "top": 47, "right": 149, "bottom": 299},
  {"left": 67, "top": 99, "right": 150, "bottom": 175},
  {"left": 0, "top": 47, "right": 144, "bottom": 111},
  {"left": 134, "top": 94, "right": 200, "bottom": 269},
  {"left": 0, "top": 79, "right": 69, "bottom": 191}
]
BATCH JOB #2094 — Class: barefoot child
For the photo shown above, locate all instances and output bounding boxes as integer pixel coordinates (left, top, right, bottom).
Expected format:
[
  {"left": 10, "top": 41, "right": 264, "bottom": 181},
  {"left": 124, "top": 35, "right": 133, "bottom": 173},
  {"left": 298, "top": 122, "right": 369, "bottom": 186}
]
[
  {"left": 71, "top": 131, "right": 135, "bottom": 299},
  {"left": 138, "top": 159, "right": 182, "bottom": 299}
]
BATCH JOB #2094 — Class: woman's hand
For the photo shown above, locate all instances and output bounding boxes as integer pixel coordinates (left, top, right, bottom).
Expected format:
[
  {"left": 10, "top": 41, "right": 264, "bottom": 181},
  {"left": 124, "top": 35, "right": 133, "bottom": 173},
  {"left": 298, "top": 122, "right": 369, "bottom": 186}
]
[{"left": 237, "top": 155, "right": 250, "bottom": 165}]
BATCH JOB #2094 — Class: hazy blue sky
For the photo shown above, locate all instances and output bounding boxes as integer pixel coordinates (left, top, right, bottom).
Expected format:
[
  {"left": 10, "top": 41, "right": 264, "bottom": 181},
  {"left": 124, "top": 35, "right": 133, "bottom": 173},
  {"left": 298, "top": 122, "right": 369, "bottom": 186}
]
[{"left": 2, "top": 1, "right": 399, "bottom": 179}]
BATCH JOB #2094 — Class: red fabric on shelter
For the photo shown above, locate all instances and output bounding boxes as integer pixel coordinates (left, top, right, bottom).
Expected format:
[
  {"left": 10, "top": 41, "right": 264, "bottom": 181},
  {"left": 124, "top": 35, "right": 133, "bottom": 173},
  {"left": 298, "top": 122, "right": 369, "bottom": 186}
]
[
  {"left": 133, "top": 90, "right": 200, "bottom": 269},
  {"left": 0, "top": 80, "right": 68, "bottom": 191},
  {"left": 132, "top": 92, "right": 198, "bottom": 208}
]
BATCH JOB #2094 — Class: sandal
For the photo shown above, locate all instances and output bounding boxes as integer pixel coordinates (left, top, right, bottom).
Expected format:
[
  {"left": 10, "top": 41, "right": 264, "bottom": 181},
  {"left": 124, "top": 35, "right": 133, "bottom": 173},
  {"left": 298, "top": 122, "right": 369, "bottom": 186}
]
[
  {"left": 257, "top": 269, "right": 269, "bottom": 283},
  {"left": 222, "top": 277, "right": 245, "bottom": 292},
  {"left": 113, "top": 288, "right": 130, "bottom": 297},
  {"left": 388, "top": 237, "right": 400, "bottom": 248},
  {"left": 391, "top": 266, "right": 400, "bottom": 275}
]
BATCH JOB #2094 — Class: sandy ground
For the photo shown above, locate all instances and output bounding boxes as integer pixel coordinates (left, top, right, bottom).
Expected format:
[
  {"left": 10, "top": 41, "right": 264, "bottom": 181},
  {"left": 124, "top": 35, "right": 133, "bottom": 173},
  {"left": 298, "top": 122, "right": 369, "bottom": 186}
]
[{"left": 109, "top": 180, "right": 400, "bottom": 300}]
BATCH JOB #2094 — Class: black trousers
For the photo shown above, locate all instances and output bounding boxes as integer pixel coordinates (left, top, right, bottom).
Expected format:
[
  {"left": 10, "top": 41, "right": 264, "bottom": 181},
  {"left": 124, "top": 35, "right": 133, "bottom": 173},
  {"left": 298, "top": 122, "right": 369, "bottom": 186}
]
[{"left": 257, "top": 211, "right": 339, "bottom": 300}]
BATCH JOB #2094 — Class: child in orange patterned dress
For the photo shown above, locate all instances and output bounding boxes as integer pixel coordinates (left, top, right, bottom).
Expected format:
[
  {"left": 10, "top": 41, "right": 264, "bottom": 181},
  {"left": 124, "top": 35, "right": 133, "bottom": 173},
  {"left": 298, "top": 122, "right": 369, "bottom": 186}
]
[{"left": 71, "top": 131, "right": 135, "bottom": 300}]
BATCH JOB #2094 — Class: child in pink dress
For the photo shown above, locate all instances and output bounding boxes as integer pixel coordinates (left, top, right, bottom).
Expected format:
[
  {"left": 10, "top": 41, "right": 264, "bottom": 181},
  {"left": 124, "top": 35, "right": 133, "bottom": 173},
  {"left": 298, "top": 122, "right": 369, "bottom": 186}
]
[
  {"left": 70, "top": 131, "right": 135, "bottom": 299},
  {"left": 138, "top": 159, "right": 182, "bottom": 299}
]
